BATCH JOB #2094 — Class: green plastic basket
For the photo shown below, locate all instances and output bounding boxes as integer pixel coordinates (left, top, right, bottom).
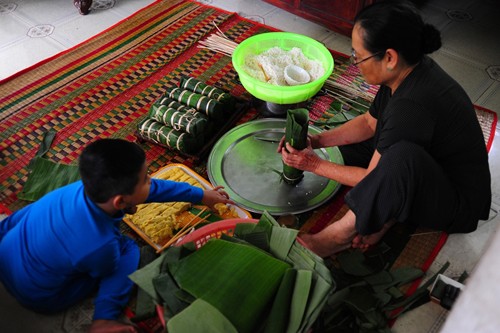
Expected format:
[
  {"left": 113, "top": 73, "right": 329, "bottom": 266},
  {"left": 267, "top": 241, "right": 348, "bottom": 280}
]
[{"left": 232, "top": 32, "right": 334, "bottom": 104}]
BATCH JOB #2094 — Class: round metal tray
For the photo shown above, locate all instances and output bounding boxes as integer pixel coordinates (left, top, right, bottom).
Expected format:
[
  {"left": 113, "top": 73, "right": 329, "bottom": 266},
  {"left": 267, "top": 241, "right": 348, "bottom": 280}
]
[{"left": 207, "top": 118, "right": 344, "bottom": 215}]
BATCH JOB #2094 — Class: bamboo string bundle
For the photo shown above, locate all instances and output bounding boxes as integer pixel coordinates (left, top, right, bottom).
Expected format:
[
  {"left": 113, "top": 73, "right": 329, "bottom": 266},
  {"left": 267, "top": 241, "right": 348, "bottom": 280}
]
[
  {"left": 320, "top": 72, "right": 377, "bottom": 115},
  {"left": 197, "top": 22, "right": 238, "bottom": 56},
  {"left": 321, "top": 81, "right": 372, "bottom": 114},
  {"left": 323, "top": 73, "right": 374, "bottom": 102}
]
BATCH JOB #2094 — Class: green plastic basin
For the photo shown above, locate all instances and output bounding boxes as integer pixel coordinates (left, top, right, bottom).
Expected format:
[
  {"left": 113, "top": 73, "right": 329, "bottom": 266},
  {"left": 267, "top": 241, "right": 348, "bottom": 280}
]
[{"left": 232, "top": 32, "right": 334, "bottom": 105}]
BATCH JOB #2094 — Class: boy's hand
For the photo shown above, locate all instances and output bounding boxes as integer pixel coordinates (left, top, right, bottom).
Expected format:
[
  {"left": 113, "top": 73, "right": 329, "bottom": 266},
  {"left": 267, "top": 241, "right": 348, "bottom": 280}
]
[{"left": 201, "top": 186, "right": 235, "bottom": 211}]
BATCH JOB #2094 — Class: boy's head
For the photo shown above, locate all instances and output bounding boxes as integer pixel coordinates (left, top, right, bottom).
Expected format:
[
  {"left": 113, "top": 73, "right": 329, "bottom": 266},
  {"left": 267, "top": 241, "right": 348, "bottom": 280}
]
[{"left": 79, "top": 139, "right": 148, "bottom": 204}]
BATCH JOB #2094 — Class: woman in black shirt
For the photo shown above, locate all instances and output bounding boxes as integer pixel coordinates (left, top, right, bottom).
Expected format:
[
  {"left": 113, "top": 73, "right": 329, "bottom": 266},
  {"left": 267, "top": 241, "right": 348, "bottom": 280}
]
[{"left": 279, "top": 0, "right": 491, "bottom": 257}]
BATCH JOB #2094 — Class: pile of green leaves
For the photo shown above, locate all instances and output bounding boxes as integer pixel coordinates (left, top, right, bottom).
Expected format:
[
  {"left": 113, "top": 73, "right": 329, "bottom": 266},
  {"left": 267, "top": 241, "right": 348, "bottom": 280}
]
[
  {"left": 129, "top": 212, "right": 335, "bottom": 333},
  {"left": 312, "top": 97, "right": 371, "bottom": 129},
  {"left": 313, "top": 245, "right": 449, "bottom": 333}
]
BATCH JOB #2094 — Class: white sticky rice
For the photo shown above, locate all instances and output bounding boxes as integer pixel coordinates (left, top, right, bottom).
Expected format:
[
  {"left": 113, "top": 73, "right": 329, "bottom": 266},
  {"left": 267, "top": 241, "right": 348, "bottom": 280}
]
[{"left": 243, "top": 46, "right": 325, "bottom": 85}]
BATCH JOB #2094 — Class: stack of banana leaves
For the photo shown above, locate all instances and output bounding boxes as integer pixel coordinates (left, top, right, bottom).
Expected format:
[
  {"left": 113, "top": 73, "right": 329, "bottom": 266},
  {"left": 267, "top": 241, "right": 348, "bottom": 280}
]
[
  {"left": 137, "top": 76, "right": 236, "bottom": 154},
  {"left": 129, "top": 211, "right": 335, "bottom": 333}
]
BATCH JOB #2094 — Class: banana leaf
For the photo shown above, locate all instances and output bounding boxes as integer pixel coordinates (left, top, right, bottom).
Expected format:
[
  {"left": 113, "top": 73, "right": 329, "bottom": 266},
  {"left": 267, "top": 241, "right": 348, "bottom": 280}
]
[
  {"left": 180, "top": 76, "right": 235, "bottom": 106},
  {"left": 136, "top": 118, "right": 199, "bottom": 154},
  {"left": 129, "top": 253, "right": 165, "bottom": 303},
  {"left": 131, "top": 247, "right": 162, "bottom": 322},
  {"left": 147, "top": 103, "right": 210, "bottom": 137},
  {"left": 283, "top": 108, "right": 309, "bottom": 185},
  {"left": 299, "top": 274, "right": 333, "bottom": 332},
  {"left": 263, "top": 268, "right": 297, "bottom": 333},
  {"left": 168, "top": 239, "right": 291, "bottom": 333},
  {"left": 337, "top": 250, "right": 378, "bottom": 277},
  {"left": 130, "top": 211, "right": 335, "bottom": 333},
  {"left": 153, "top": 272, "right": 190, "bottom": 317},
  {"left": 18, "top": 130, "right": 80, "bottom": 202},
  {"left": 166, "top": 87, "right": 225, "bottom": 120},
  {"left": 269, "top": 225, "right": 299, "bottom": 261},
  {"left": 260, "top": 212, "right": 335, "bottom": 333},
  {"left": 287, "top": 269, "right": 313, "bottom": 333},
  {"left": 286, "top": 242, "right": 335, "bottom": 332},
  {"left": 167, "top": 298, "right": 238, "bottom": 333}
]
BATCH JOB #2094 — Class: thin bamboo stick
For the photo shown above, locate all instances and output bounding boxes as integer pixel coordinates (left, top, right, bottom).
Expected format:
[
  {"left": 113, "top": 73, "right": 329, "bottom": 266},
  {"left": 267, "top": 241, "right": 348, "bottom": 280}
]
[
  {"left": 322, "top": 88, "right": 370, "bottom": 112},
  {"left": 156, "top": 207, "right": 210, "bottom": 253},
  {"left": 258, "top": 63, "right": 270, "bottom": 82},
  {"left": 323, "top": 78, "right": 374, "bottom": 101}
]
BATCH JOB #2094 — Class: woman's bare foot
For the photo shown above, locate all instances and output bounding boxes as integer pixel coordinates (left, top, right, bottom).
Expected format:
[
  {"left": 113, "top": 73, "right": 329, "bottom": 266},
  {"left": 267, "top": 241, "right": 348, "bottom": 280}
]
[
  {"left": 351, "top": 219, "right": 397, "bottom": 250},
  {"left": 299, "top": 233, "right": 351, "bottom": 257},
  {"left": 298, "top": 210, "right": 358, "bottom": 258},
  {"left": 89, "top": 319, "right": 139, "bottom": 333}
]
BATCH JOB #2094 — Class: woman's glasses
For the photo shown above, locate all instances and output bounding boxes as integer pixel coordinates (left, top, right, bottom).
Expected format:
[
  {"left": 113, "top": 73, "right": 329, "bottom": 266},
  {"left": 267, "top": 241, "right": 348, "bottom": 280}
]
[{"left": 350, "top": 49, "right": 384, "bottom": 66}]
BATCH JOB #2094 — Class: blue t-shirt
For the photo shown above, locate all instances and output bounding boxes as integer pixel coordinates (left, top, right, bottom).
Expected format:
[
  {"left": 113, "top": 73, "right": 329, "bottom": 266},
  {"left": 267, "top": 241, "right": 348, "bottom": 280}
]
[{"left": 0, "top": 179, "right": 203, "bottom": 307}]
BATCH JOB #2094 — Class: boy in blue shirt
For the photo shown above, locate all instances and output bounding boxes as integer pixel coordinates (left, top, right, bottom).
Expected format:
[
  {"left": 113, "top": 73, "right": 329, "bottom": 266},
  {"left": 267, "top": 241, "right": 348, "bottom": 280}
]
[{"left": 0, "top": 138, "right": 233, "bottom": 333}]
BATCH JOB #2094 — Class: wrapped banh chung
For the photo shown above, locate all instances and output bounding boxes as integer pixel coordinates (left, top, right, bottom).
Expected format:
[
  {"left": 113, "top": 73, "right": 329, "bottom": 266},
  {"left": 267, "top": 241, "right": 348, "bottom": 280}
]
[
  {"left": 148, "top": 97, "right": 211, "bottom": 137},
  {"left": 179, "top": 76, "right": 235, "bottom": 106},
  {"left": 137, "top": 118, "right": 199, "bottom": 154},
  {"left": 165, "top": 87, "right": 225, "bottom": 121}
]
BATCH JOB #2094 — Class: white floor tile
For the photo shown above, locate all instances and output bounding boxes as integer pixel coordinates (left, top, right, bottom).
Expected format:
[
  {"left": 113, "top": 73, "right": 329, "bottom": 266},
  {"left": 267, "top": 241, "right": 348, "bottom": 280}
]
[
  {"left": 109, "top": 0, "right": 156, "bottom": 17},
  {"left": 477, "top": 81, "right": 500, "bottom": 114},
  {"left": 262, "top": 8, "right": 332, "bottom": 41},
  {"left": 49, "top": 10, "right": 123, "bottom": 46},
  {"left": 12, "top": 0, "right": 77, "bottom": 24},
  {"left": 0, "top": 13, "right": 32, "bottom": 46},
  {"left": 440, "top": 20, "right": 500, "bottom": 66},
  {"left": 431, "top": 217, "right": 499, "bottom": 277},
  {"left": 487, "top": 126, "right": 500, "bottom": 204},
  {"left": 428, "top": 0, "right": 475, "bottom": 10},
  {"left": 321, "top": 32, "right": 352, "bottom": 57},
  {"left": 466, "top": 0, "right": 500, "bottom": 30},
  {"left": 419, "top": 3, "right": 454, "bottom": 33},
  {"left": 207, "top": 0, "right": 276, "bottom": 16},
  {"left": 0, "top": 37, "right": 65, "bottom": 80},
  {"left": 430, "top": 49, "right": 494, "bottom": 103},
  {"left": 393, "top": 301, "right": 448, "bottom": 333}
]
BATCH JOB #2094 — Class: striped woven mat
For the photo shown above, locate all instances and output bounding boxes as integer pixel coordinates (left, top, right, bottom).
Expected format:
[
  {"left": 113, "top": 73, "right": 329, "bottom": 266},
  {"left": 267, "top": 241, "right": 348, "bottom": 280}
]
[{"left": 0, "top": 0, "right": 497, "bottom": 280}]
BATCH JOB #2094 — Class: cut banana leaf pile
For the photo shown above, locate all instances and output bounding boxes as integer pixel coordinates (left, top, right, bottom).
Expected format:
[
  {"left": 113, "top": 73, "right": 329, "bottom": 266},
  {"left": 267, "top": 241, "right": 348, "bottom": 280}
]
[
  {"left": 311, "top": 97, "right": 371, "bottom": 129},
  {"left": 311, "top": 246, "right": 448, "bottom": 333},
  {"left": 129, "top": 211, "right": 335, "bottom": 333}
]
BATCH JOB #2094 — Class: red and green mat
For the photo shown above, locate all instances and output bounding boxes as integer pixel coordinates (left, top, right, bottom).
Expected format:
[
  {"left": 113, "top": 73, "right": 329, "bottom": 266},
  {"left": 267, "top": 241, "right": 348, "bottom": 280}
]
[{"left": 0, "top": 0, "right": 497, "bottom": 330}]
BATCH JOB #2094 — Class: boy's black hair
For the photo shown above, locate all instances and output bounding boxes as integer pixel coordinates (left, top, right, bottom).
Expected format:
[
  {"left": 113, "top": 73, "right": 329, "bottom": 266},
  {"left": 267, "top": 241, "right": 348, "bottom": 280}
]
[
  {"left": 79, "top": 139, "right": 146, "bottom": 203},
  {"left": 354, "top": 0, "right": 441, "bottom": 65}
]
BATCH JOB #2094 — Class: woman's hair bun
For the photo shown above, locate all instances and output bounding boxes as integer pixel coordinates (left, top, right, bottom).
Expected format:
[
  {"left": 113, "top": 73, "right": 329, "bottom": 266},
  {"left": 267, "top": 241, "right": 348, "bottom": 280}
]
[{"left": 422, "top": 23, "right": 442, "bottom": 54}]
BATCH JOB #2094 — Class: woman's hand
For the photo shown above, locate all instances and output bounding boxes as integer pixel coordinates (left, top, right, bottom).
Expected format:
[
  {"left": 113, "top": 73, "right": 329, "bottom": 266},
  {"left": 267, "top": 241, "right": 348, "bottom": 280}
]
[
  {"left": 201, "top": 186, "right": 235, "bottom": 211},
  {"left": 280, "top": 139, "right": 323, "bottom": 173},
  {"left": 276, "top": 134, "right": 318, "bottom": 153}
]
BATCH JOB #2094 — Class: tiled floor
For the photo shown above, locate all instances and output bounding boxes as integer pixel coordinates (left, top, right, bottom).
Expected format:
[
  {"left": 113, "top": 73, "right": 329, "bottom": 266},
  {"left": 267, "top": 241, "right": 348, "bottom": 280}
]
[{"left": 1, "top": 0, "right": 499, "bottom": 332}]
